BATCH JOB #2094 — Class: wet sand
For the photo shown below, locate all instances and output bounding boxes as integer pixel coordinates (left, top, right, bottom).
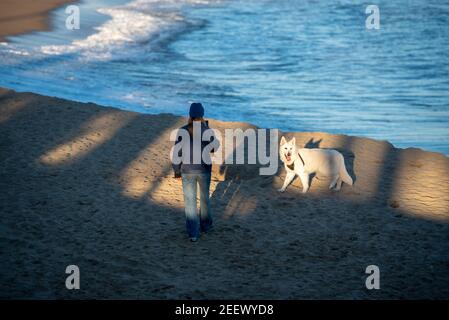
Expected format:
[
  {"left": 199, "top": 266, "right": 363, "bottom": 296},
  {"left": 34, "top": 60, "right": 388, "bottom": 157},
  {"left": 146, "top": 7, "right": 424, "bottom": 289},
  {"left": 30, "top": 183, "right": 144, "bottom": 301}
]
[
  {"left": 0, "top": 0, "right": 75, "bottom": 41},
  {"left": 0, "top": 87, "right": 448, "bottom": 299}
]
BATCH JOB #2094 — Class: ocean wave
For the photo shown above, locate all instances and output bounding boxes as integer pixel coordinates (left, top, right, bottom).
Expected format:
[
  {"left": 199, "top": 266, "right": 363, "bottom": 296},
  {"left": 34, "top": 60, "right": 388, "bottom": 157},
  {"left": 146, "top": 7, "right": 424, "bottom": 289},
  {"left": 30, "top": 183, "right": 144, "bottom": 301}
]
[
  {"left": 40, "top": 0, "right": 212, "bottom": 60},
  {"left": 0, "top": 42, "right": 30, "bottom": 56}
]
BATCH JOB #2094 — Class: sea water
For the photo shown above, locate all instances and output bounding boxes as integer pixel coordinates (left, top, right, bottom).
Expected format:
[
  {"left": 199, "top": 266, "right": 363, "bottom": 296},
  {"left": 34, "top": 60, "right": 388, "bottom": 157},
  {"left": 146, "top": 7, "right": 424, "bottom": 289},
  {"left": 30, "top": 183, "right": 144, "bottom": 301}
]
[{"left": 0, "top": 0, "right": 448, "bottom": 154}]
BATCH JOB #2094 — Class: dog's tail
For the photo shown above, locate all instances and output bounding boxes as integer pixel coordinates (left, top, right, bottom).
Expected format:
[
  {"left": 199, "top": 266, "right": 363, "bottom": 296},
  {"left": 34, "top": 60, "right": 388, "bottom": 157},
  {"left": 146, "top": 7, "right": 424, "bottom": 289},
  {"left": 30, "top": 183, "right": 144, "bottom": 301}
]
[{"left": 339, "top": 156, "right": 353, "bottom": 186}]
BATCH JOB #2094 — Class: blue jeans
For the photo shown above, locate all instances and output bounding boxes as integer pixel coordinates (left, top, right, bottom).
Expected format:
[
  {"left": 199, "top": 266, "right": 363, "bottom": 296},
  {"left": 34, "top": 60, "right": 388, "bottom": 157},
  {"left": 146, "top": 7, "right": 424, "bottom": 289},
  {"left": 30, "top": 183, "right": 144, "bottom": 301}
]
[{"left": 181, "top": 173, "right": 213, "bottom": 238}]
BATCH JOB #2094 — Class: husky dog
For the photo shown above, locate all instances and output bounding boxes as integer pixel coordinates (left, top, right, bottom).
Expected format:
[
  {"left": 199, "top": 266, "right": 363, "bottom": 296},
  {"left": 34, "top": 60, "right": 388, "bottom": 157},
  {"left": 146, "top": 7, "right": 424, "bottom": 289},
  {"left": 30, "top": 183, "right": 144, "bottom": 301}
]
[{"left": 278, "top": 136, "right": 353, "bottom": 193}]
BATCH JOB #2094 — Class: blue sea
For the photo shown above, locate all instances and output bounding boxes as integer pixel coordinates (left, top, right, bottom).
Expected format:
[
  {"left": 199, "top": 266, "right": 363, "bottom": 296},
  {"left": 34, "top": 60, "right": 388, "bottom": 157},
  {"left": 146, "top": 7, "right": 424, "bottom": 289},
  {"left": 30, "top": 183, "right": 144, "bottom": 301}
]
[{"left": 1, "top": 0, "right": 448, "bottom": 154}]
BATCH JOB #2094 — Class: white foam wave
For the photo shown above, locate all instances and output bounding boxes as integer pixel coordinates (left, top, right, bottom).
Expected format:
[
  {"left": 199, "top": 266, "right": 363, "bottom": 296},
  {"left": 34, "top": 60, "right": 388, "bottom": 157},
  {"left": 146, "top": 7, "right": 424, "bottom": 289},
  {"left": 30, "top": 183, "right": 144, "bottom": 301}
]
[
  {"left": 0, "top": 42, "right": 30, "bottom": 56},
  {"left": 40, "top": 0, "right": 207, "bottom": 60}
]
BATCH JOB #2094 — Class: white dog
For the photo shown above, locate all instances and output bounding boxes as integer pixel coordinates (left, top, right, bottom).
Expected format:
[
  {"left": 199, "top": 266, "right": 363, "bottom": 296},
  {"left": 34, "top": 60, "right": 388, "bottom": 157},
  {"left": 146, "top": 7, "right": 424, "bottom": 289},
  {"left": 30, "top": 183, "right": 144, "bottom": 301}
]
[{"left": 278, "top": 136, "right": 353, "bottom": 193}]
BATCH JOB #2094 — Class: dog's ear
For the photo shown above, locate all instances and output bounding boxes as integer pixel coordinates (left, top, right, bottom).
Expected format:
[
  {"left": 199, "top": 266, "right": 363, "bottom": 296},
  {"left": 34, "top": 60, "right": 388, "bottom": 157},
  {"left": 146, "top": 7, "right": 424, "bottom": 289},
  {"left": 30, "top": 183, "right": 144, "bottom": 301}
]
[
  {"left": 290, "top": 137, "right": 296, "bottom": 146},
  {"left": 280, "top": 136, "right": 287, "bottom": 145}
]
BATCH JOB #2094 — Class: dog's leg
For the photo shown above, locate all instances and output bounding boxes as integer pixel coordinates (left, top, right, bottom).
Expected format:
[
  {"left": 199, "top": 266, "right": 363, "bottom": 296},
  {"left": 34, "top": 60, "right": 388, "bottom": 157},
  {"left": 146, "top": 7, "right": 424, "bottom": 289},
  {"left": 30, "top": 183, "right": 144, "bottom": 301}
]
[
  {"left": 299, "top": 173, "right": 310, "bottom": 193},
  {"left": 335, "top": 178, "right": 343, "bottom": 191},
  {"left": 278, "top": 171, "right": 295, "bottom": 192},
  {"left": 329, "top": 175, "right": 339, "bottom": 190}
]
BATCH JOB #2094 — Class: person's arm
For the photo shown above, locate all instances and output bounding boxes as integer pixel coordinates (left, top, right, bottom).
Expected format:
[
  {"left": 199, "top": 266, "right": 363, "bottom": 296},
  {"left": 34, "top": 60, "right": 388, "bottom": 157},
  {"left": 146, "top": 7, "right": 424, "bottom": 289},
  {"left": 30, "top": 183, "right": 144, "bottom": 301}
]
[
  {"left": 172, "top": 132, "right": 183, "bottom": 178},
  {"left": 205, "top": 121, "right": 220, "bottom": 153},
  {"left": 209, "top": 131, "right": 218, "bottom": 153}
]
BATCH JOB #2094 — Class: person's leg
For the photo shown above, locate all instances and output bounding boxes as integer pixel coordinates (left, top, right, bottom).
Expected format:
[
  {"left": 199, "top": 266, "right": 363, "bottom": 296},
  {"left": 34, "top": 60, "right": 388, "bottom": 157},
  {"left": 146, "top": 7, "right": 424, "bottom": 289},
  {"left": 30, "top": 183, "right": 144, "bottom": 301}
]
[
  {"left": 198, "top": 173, "right": 213, "bottom": 233},
  {"left": 182, "top": 174, "right": 200, "bottom": 239}
]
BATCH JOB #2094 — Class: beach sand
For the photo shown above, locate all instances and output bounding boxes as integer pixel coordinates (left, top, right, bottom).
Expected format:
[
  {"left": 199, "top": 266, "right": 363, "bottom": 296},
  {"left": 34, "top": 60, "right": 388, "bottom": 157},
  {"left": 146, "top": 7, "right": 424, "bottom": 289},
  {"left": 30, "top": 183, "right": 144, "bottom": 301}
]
[
  {"left": 0, "top": 87, "right": 448, "bottom": 299},
  {"left": 0, "top": 0, "right": 75, "bottom": 41}
]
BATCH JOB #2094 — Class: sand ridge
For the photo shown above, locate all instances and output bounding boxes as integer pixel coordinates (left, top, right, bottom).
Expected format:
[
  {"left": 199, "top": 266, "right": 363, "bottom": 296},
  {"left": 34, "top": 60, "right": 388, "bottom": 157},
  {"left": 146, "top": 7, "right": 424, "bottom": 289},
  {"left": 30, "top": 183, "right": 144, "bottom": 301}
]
[
  {"left": 0, "top": 0, "right": 75, "bottom": 41},
  {"left": 0, "top": 88, "right": 448, "bottom": 299}
]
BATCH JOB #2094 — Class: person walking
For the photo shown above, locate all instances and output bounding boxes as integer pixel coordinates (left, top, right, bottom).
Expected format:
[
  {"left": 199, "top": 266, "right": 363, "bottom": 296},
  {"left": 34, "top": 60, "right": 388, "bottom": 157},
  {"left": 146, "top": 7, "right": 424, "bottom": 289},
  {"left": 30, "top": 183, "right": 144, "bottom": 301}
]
[{"left": 172, "top": 103, "right": 217, "bottom": 242}]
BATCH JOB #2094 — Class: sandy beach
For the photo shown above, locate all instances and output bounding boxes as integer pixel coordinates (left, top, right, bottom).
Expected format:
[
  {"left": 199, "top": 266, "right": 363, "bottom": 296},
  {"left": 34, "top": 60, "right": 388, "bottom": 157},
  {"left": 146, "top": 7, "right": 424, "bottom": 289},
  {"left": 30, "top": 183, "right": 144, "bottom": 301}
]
[
  {"left": 0, "top": 87, "right": 448, "bottom": 299},
  {"left": 0, "top": 0, "right": 74, "bottom": 41}
]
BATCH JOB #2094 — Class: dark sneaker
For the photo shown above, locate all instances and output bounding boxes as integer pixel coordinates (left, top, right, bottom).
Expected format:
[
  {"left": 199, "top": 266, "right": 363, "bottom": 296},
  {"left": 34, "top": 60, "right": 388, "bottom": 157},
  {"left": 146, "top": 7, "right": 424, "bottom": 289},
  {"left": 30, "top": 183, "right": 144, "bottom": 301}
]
[{"left": 189, "top": 237, "right": 199, "bottom": 242}]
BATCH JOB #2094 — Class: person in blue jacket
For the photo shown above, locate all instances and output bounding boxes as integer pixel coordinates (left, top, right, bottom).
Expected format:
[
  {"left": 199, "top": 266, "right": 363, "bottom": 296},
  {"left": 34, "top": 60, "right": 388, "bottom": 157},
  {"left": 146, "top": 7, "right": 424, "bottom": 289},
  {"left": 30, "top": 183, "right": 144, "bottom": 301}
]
[{"left": 172, "top": 103, "right": 218, "bottom": 242}]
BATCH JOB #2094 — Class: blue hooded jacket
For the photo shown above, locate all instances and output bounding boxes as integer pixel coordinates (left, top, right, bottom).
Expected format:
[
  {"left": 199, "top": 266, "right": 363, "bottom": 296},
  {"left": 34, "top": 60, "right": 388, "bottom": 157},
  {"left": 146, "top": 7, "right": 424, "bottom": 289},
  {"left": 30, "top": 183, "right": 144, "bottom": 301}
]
[{"left": 172, "top": 121, "right": 218, "bottom": 175}]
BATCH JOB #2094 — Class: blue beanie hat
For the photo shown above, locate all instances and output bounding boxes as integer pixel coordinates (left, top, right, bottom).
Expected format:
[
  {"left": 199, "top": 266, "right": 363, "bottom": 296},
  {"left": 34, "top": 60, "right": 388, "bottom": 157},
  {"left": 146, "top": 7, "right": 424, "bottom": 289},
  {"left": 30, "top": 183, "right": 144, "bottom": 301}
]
[{"left": 189, "top": 102, "right": 204, "bottom": 118}]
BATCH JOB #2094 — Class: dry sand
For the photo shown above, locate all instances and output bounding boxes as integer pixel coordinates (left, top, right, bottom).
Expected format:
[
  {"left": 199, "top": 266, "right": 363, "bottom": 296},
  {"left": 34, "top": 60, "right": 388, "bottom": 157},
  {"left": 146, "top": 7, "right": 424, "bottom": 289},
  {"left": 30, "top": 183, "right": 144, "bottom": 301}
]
[
  {"left": 0, "top": 87, "right": 448, "bottom": 299},
  {"left": 0, "top": 0, "right": 75, "bottom": 41}
]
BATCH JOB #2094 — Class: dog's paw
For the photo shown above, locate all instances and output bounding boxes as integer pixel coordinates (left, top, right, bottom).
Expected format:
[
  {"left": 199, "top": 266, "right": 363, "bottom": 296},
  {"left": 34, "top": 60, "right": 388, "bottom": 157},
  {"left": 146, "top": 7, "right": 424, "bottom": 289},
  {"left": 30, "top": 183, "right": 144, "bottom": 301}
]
[{"left": 278, "top": 188, "right": 286, "bottom": 193}]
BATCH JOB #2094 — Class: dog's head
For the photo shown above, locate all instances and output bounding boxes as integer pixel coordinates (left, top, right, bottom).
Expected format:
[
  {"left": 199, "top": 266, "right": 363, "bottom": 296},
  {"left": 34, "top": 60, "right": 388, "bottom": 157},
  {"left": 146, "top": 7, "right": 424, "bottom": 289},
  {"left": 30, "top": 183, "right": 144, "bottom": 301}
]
[{"left": 279, "top": 136, "right": 296, "bottom": 166}]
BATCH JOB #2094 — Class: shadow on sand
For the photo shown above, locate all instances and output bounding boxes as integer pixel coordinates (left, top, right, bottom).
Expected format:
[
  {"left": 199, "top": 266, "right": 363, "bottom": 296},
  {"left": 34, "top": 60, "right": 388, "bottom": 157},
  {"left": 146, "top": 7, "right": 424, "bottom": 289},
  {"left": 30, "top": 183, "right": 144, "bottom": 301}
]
[{"left": 0, "top": 89, "right": 448, "bottom": 299}]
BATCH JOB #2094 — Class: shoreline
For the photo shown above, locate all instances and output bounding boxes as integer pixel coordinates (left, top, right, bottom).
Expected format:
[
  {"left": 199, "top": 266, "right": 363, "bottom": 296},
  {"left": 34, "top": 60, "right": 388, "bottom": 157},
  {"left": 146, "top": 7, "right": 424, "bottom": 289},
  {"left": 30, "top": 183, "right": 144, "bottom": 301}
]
[
  {"left": 2, "top": 86, "right": 448, "bottom": 158},
  {"left": 1, "top": 2, "right": 447, "bottom": 156},
  {"left": 1, "top": 87, "right": 449, "bottom": 298},
  {"left": 0, "top": 0, "right": 75, "bottom": 42}
]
